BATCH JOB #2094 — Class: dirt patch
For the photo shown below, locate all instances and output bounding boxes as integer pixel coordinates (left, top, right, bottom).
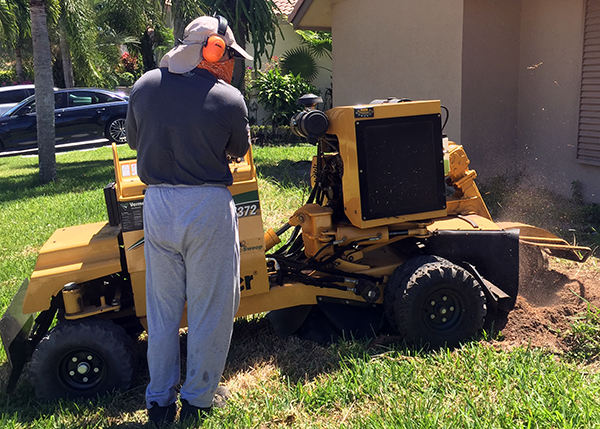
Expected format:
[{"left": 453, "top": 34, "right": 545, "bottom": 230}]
[{"left": 494, "top": 258, "right": 600, "bottom": 353}]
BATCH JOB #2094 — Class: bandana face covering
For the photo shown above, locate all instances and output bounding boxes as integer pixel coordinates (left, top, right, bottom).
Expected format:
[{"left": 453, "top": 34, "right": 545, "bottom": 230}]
[{"left": 198, "top": 58, "right": 235, "bottom": 83}]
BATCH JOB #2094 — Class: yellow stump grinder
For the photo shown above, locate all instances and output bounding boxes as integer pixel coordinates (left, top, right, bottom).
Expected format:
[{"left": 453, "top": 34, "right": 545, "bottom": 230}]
[{"left": 1, "top": 96, "right": 591, "bottom": 399}]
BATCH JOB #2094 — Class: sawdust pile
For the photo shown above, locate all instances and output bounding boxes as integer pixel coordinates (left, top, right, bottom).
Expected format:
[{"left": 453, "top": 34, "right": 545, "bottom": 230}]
[{"left": 495, "top": 258, "right": 600, "bottom": 353}]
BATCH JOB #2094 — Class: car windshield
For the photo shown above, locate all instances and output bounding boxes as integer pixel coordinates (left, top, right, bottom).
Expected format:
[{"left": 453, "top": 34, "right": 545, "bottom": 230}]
[
  {"left": 0, "top": 88, "right": 31, "bottom": 104},
  {"left": 1, "top": 94, "right": 35, "bottom": 117}
]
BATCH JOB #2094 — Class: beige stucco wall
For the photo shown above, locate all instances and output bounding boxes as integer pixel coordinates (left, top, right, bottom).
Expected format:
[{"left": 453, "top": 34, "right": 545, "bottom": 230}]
[
  {"left": 460, "top": 0, "right": 521, "bottom": 177},
  {"left": 331, "top": 0, "right": 465, "bottom": 143},
  {"left": 518, "top": 0, "right": 599, "bottom": 201}
]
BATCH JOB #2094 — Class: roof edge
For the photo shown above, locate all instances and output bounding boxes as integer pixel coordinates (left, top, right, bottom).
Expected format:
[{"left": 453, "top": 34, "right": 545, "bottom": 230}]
[{"left": 289, "top": 0, "right": 314, "bottom": 29}]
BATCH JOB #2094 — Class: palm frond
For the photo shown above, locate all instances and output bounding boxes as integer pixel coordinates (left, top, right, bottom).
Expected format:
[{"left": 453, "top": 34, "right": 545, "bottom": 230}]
[
  {"left": 0, "top": 0, "right": 17, "bottom": 47},
  {"left": 11, "top": 0, "right": 31, "bottom": 39},
  {"left": 297, "top": 30, "right": 332, "bottom": 59},
  {"left": 280, "top": 46, "right": 319, "bottom": 82},
  {"left": 171, "top": 0, "right": 207, "bottom": 34}
]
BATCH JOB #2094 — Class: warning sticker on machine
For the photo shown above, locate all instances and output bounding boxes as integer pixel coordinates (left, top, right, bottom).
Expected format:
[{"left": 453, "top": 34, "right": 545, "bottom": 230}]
[
  {"left": 119, "top": 200, "right": 144, "bottom": 232},
  {"left": 354, "top": 107, "right": 374, "bottom": 118}
]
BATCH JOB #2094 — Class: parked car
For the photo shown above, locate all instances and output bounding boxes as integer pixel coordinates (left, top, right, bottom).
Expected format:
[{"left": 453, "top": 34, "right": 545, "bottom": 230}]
[
  {"left": 0, "top": 88, "right": 128, "bottom": 152},
  {"left": 0, "top": 84, "right": 36, "bottom": 116}
]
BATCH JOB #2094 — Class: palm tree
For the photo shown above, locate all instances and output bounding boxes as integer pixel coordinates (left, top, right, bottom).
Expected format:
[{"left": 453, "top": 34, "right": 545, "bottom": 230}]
[
  {"left": 30, "top": 0, "right": 56, "bottom": 183},
  {"left": 10, "top": 0, "right": 32, "bottom": 82},
  {"left": 58, "top": 14, "right": 74, "bottom": 87},
  {"left": 58, "top": 0, "right": 107, "bottom": 88},
  {"left": 2, "top": 0, "right": 31, "bottom": 82}
]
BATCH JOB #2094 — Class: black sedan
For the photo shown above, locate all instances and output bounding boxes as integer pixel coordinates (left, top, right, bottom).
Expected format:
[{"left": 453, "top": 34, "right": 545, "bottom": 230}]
[{"left": 0, "top": 88, "right": 128, "bottom": 152}]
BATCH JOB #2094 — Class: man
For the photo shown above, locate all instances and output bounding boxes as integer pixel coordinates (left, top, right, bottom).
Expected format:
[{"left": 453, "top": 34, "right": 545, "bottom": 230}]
[{"left": 126, "top": 15, "right": 252, "bottom": 426}]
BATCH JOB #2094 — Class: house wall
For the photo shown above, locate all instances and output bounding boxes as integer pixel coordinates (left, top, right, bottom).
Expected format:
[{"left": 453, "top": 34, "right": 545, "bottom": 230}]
[
  {"left": 331, "top": 0, "right": 465, "bottom": 143},
  {"left": 460, "top": 0, "right": 521, "bottom": 177},
  {"left": 518, "top": 0, "right": 599, "bottom": 201}
]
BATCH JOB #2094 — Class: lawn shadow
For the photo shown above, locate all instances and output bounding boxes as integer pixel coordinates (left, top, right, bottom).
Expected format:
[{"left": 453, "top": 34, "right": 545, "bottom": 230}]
[
  {"left": 226, "top": 317, "right": 337, "bottom": 383},
  {"left": 0, "top": 159, "right": 117, "bottom": 205},
  {"left": 256, "top": 159, "right": 312, "bottom": 189}
]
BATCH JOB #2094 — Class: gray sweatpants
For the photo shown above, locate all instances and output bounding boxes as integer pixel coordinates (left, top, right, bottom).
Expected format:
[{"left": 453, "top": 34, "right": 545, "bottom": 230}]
[{"left": 143, "top": 184, "right": 240, "bottom": 409}]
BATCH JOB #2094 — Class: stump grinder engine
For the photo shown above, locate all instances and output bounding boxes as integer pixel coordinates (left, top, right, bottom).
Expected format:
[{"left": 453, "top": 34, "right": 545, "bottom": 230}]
[{"left": 1, "top": 95, "right": 592, "bottom": 400}]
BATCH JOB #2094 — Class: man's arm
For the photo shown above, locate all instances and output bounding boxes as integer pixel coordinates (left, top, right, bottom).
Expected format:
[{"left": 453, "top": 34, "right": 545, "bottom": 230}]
[
  {"left": 126, "top": 94, "right": 138, "bottom": 151},
  {"left": 225, "top": 95, "right": 251, "bottom": 158}
]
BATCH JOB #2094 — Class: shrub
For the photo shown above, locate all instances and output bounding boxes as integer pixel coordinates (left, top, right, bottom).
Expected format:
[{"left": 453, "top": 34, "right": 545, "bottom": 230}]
[
  {"left": 117, "top": 72, "right": 135, "bottom": 87},
  {"left": 119, "top": 53, "right": 140, "bottom": 75},
  {"left": 0, "top": 70, "right": 31, "bottom": 86},
  {"left": 252, "top": 67, "right": 319, "bottom": 128},
  {"left": 250, "top": 125, "right": 305, "bottom": 146},
  {"left": 0, "top": 70, "right": 16, "bottom": 85}
]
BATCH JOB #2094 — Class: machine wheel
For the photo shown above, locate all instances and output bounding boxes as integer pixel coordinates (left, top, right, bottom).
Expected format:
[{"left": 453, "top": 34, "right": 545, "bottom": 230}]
[
  {"left": 394, "top": 260, "right": 487, "bottom": 349},
  {"left": 29, "top": 318, "right": 135, "bottom": 400},
  {"left": 384, "top": 255, "right": 441, "bottom": 331},
  {"left": 105, "top": 117, "right": 127, "bottom": 143}
]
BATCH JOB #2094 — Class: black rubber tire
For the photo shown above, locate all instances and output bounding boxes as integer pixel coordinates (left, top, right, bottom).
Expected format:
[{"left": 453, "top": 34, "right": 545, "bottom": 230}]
[
  {"left": 105, "top": 117, "right": 127, "bottom": 143},
  {"left": 29, "top": 318, "right": 135, "bottom": 400},
  {"left": 384, "top": 255, "right": 442, "bottom": 331},
  {"left": 394, "top": 260, "right": 487, "bottom": 349}
]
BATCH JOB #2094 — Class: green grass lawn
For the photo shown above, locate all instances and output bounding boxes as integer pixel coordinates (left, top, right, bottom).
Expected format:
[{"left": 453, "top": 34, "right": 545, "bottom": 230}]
[{"left": 0, "top": 146, "right": 599, "bottom": 428}]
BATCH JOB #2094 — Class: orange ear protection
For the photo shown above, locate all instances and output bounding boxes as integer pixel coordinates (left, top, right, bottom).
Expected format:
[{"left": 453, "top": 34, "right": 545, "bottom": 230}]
[{"left": 202, "top": 15, "right": 228, "bottom": 63}]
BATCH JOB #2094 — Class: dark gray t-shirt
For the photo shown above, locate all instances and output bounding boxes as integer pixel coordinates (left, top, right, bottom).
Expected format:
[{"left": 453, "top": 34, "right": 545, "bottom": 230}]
[{"left": 126, "top": 67, "right": 250, "bottom": 186}]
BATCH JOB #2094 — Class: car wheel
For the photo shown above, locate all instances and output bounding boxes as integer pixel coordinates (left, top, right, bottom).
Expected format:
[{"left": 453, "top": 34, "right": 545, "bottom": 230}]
[
  {"left": 29, "top": 318, "right": 135, "bottom": 400},
  {"left": 105, "top": 117, "right": 127, "bottom": 143},
  {"left": 394, "top": 259, "right": 487, "bottom": 349}
]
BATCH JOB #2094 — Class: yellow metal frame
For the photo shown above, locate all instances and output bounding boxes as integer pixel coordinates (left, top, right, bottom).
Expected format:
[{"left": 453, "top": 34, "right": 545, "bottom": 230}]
[
  {"left": 22, "top": 222, "right": 122, "bottom": 314},
  {"left": 445, "top": 142, "right": 491, "bottom": 219}
]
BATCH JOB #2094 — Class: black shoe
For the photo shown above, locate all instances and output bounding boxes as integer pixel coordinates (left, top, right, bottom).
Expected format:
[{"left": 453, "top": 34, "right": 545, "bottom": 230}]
[
  {"left": 148, "top": 401, "right": 176, "bottom": 426},
  {"left": 179, "top": 399, "right": 211, "bottom": 424}
]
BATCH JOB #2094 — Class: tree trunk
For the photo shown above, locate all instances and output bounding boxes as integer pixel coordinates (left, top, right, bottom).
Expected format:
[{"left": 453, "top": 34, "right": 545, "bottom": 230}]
[
  {"left": 30, "top": 0, "right": 56, "bottom": 184},
  {"left": 15, "top": 44, "right": 25, "bottom": 82},
  {"left": 232, "top": 22, "right": 246, "bottom": 94},
  {"left": 171, "top": 0, "right": 185, "bottom": 44},
  {"left": 140, "top": 30, "right": 157, "bottom": 72},
  {"left": 59, "top": 20, "right": 74, "bottom": 88}
]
